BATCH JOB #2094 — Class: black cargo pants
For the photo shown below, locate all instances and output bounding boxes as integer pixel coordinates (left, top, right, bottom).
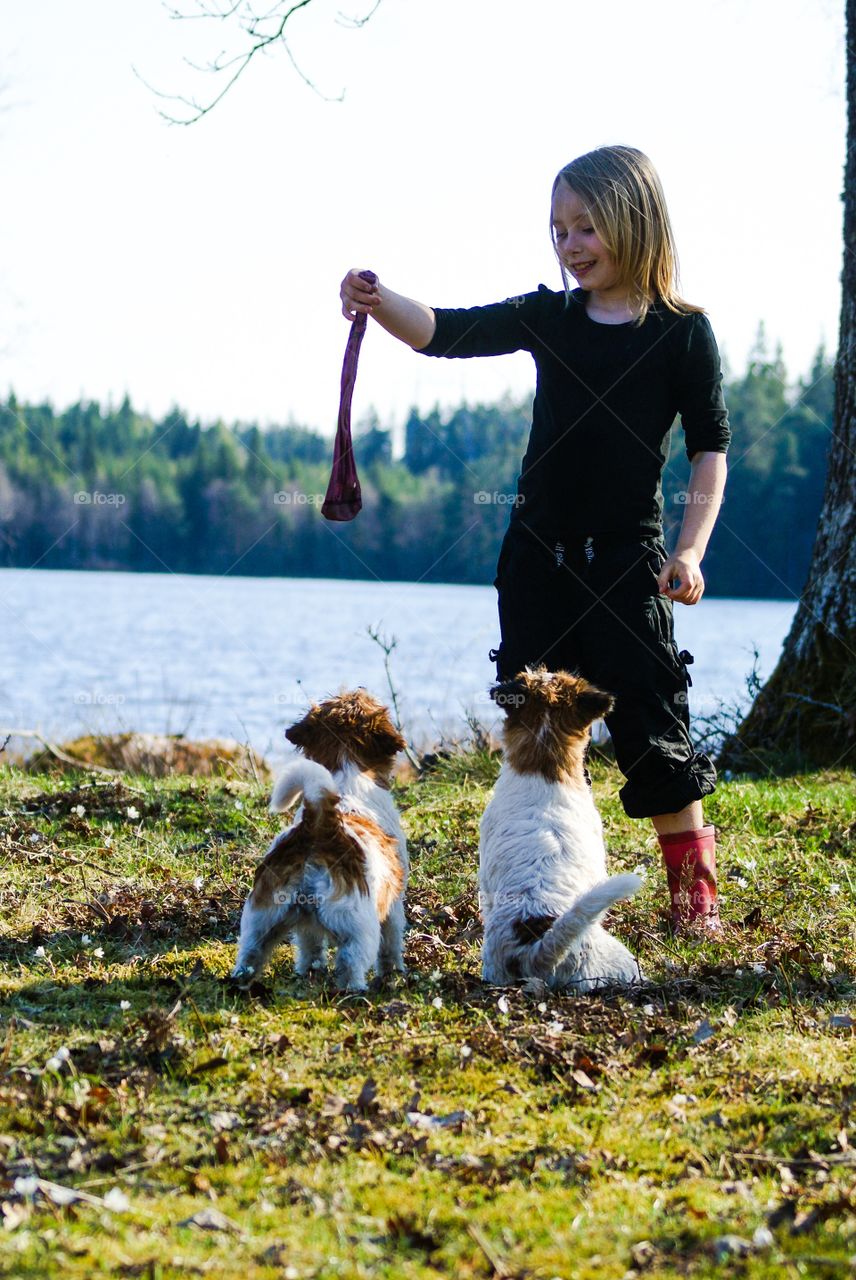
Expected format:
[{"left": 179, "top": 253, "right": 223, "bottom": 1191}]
[{"left": 489, "top": 522, "right": 717, "bottom": 819}]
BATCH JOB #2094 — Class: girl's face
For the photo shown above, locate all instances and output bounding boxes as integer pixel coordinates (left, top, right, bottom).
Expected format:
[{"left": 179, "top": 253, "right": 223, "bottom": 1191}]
[{"left": 551, "top": 181, "right": 622, "bottom": 298}]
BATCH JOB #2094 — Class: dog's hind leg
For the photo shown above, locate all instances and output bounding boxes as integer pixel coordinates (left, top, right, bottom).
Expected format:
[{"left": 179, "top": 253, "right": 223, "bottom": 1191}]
[
  {"left": 378, "top": 897, "right": 406, "bottom": 975},
  {"left": 232, "top": 900, "right": 302, "bottom": 984},
  {"left": 293, "top": 919, "right": 329, "bottom": 975},
  {"left": 333, "top": 915, "right": 380, "bottom": 992}
]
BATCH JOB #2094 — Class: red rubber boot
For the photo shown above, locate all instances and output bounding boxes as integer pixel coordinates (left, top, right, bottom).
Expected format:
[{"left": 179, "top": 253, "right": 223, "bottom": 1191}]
[{"left": 658, "top": 826, "right": 722, "bottom": 934}]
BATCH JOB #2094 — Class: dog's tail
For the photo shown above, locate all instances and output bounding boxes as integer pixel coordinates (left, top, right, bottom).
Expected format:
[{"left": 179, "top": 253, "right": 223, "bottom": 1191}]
[
  {"left": 270, "top": 758, "right": 340, "bottom": 818},
  {"left": 526, "top": 873, "right": 642, "bottom": 978}
]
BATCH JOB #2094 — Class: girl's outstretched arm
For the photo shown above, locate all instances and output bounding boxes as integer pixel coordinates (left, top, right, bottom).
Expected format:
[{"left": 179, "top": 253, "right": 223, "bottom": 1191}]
[
  {"left": 340, "top": 268, "right": 436, "bottom": 350},
  {"left": 657, "top": 451, "right": 728, "bottom": 605}
]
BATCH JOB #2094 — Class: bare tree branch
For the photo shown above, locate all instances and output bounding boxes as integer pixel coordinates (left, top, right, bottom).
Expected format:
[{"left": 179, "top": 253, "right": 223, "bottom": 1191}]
[
  {"left": 335, "top": 0, "right": 381, "bottom": 28},
  {"left": 143, "top": 0, "right": 379, "bottom": 124}
]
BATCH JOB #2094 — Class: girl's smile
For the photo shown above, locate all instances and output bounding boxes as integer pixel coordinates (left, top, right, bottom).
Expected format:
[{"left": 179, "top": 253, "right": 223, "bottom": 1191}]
[{"left": 551, "top": 181, "right": 630, "bottom": 313}]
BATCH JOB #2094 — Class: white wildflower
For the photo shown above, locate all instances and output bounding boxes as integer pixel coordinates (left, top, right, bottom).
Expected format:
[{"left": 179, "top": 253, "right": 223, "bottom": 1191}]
[
  {"left": 829, "top": 883, "right": 840, "bottom": 895},
  {"left": 120, "top": 1000, "right": 131, "bottom": 1011},
  {"left": 28, "top": 832, "right": 41, "bottom": 843},
  {"left": 431, "top": 996, "right": 443, "bottom": 1009},
  {"left": 126, "top": 806, "right": 140, "bottom": 820},
  {"left": 81, "top": 934, "right": 92, "bottom": 945},
  {"left": 92, "top": 947, "right": 105, "bottom": 959},
  {"left": 642, "top": 1004, "right": 656, "bottom": 1015},
  {"left": 34, "top": 946, "right": 46, "bottom": 958},
  {"left": 234, "top": 799, "right": 244, "bottom": 811},
  {"left": 72, "top": 804, "right": 85, "bottom": 818},
  {"left": 193, "top": 876, "right": 204, "bottom": 891},
  {"left": 736, "top": 877, "right": 748, "bottom": 889},
  {"left": 13, "top": 1176, "right": 38, "bottom": 1197}
]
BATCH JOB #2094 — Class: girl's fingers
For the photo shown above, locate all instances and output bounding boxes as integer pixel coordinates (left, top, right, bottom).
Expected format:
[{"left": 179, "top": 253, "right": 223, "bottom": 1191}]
[
  {"left": 346, "top": 269, "right": 380, "bottom": 295},
  {"left": 340, "top": 270, "right": 381, "bottom": 320}
]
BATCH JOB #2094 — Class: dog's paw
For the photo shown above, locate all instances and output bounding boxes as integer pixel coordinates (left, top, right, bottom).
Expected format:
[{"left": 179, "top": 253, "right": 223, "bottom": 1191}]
[{"left": 229, "top": 964, "right": 258, "bottom": 989}]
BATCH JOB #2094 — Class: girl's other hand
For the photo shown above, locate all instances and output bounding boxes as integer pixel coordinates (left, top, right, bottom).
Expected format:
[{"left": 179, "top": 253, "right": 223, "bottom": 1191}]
[
  {"left": 657, "top": 549, "right": 705, "bottom": 605},
  {"left": 341, "top": 268, "right": 381, "bottom": 321}
]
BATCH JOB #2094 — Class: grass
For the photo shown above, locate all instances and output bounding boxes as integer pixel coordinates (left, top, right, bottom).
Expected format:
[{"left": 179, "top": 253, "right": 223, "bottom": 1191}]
[{"left": 0, "top": 750, "right": 854, "bottom": 1278}]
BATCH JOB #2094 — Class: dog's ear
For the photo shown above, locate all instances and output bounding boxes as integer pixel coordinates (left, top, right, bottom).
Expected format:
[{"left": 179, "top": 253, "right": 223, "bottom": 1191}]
[
  {"left": 490, "top": 677, "right": 526, "bottom": 714},
  {"left": 284, "top": 708, "right": 327, "bottom": 755},
  {"left": 574, "top": 685, "right": 615, "bottom": 726},
  {"left": 284, "top": 720, "right": 308, "bottom": 749}
]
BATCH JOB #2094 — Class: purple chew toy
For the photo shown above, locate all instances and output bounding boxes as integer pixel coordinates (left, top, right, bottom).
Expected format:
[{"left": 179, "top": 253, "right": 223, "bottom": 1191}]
[{"left": 321, "top": 268, "right": 377, "bottom": 521}]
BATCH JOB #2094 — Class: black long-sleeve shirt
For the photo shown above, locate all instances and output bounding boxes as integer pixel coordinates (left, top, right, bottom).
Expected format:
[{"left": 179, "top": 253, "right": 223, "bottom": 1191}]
[{"left": 416, "top": 284, "right": 730, "bottom": 538}]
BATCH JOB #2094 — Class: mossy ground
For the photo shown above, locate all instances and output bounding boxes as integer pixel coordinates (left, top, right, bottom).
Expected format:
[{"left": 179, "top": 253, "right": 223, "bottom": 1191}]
[{"left": 0, "top": 752, "right": 853, "bottom": 1278}]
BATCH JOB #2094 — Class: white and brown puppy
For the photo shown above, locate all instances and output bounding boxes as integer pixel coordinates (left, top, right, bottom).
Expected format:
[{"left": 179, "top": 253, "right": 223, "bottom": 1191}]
[
  {"left": 232, "top": 691, "right": 408, "bottom": 992},
  {"left": 479, "top": 667, "right": 642, "bottom": 992}
]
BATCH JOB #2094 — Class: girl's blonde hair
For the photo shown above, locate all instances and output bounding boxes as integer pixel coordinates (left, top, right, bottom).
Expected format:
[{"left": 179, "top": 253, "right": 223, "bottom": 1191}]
[{"left": 551, "top": 145, "right": 704, "bottom": 325}]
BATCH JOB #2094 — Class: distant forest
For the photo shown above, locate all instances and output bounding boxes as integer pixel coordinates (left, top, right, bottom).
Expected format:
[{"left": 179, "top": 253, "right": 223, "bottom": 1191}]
[{"left": 0, "top": 330, "right": 833, "bottom": 598}]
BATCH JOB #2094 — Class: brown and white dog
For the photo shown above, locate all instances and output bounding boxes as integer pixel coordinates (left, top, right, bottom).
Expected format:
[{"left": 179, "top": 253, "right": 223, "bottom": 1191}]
[
  {"left": 479, "top": 667, "right": 642, "bottom": 991},
  {"left": 232, "top": 691, "right": 408, "bottom": 992}
]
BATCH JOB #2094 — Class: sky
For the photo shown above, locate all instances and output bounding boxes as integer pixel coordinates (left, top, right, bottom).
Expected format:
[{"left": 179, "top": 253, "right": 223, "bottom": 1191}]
[{"left": 0, "top": 0, "right": 846, "bottom": 446}]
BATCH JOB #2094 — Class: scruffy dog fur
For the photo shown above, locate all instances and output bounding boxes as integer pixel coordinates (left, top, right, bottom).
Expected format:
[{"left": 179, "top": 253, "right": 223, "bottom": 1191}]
[
  {"left": 479, "top": 667, "right": 642, "bottom": 991},
  {"left": 232, "top": 691, "right": 408, "bottom": 991}
]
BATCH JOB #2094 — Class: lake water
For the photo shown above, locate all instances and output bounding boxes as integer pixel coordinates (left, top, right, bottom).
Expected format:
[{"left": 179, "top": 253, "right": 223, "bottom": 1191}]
[{"left": 0, "top": 568, "right": 796, "bottom": 767}]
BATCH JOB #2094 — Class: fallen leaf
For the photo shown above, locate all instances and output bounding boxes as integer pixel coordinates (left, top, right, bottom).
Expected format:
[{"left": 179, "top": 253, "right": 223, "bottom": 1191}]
[
  {"left": 713, "top": 1234, "right": 753, "bottom": 1261},
  {"left": 179, "top": 1207, "right": 240, "bottom": 1233},
  {"left": 693, "top": 1018, "right": 715, "bottom": 1043},
  {"left": 406, "top": 1109, "right": 471, "bottom": 1131},
  {"left": 631, "top": 1240, "right": 656, "bottom": 1267},
  {"left": 571, "top": 1069, "right": 597, "bottom": 1091}
]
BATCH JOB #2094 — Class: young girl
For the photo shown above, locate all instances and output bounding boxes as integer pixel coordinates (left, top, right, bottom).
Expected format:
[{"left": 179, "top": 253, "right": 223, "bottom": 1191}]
[{"left": 339, "top": 145, "right": 729, "bottom": 934}]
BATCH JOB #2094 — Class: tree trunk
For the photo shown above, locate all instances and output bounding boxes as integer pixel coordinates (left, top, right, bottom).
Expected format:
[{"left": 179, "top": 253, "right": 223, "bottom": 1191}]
[{"left": 717, "top": 2, "right": 856, "bottom": 773}]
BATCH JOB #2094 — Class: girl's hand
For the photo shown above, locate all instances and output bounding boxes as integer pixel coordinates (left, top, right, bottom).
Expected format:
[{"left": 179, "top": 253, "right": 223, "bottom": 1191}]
[
  {"left": 341, "top": 268, "right": 382, "bottom": 321},
  {"left": 657, "top": 549, "right": 704, "bottom": 605}
]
